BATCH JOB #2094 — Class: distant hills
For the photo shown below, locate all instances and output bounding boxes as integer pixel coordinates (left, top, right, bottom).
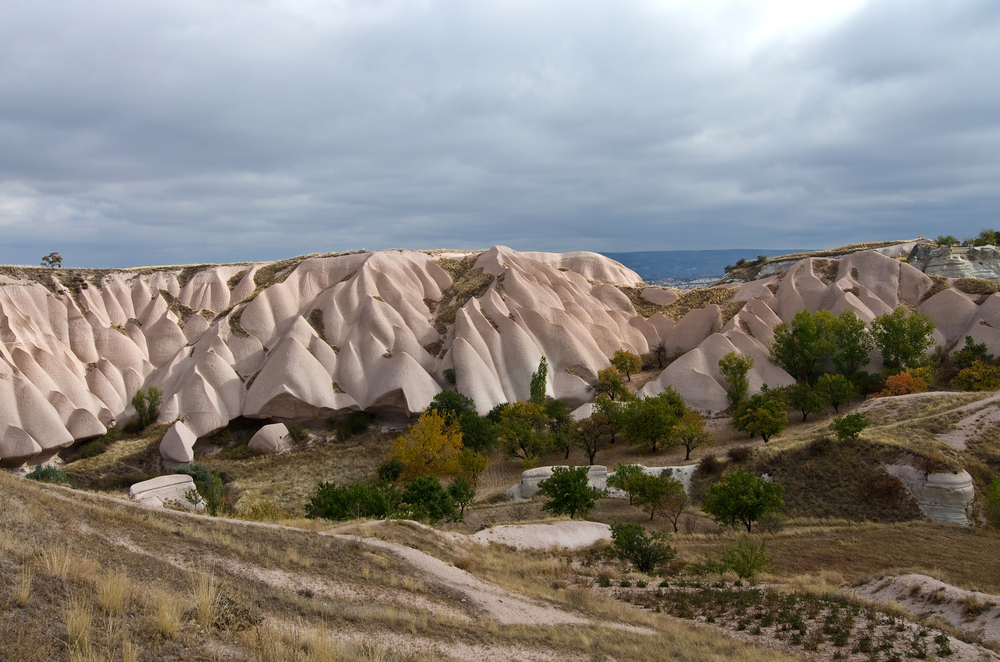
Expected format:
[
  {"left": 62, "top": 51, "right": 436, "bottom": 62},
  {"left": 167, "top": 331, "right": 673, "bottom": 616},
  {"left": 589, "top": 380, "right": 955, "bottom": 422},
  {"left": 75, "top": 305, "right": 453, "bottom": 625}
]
[{"left": 600, "top": 249, "right": 814, "bottom": 284}]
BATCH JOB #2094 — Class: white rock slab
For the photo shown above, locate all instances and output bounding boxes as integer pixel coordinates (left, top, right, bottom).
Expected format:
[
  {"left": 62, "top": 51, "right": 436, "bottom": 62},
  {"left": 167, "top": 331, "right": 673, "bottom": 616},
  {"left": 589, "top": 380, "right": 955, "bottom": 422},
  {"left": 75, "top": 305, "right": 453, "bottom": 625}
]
[
  {"left": 129, "top": 474, "right": 202, "bottom": 510},
  {"left": 473, "top": 521, "right": 612, "bottom": 550}
]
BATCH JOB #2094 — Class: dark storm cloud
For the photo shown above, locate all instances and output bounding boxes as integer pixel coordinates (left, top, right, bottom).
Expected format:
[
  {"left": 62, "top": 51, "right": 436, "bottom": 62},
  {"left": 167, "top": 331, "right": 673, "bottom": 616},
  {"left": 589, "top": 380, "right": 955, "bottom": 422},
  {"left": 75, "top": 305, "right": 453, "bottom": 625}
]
[{"left": 0, "top": 0, "right": 997, "bottom": 267}]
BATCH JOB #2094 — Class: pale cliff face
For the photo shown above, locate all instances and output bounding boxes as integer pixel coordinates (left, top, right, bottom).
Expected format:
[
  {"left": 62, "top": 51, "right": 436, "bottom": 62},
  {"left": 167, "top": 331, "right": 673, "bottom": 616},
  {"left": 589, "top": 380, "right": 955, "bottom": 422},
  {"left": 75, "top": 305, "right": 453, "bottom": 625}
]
[{"left": 0, "top": 245, "right": 990, "bottom": 465}]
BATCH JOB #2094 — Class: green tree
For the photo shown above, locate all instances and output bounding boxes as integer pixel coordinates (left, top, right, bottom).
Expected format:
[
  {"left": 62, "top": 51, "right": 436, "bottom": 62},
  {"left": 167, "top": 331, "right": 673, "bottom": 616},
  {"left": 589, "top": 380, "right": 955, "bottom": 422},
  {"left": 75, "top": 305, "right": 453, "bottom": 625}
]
[
  {"left": 594, "top": 396, "right": 627, "bottom": 445},
  {"left": 612, "top": 349, "right": 642, "bottom": 382},
  {"left": 870, "top": 308, "right": 936, "bottom": 373},
  {"left": 720, "top": 540, "right": 773, "bottom": 581},
  {"left": 457, "top": 411, "right": 499, "bottom": 452},
  {"left": 831, "top": 412, "right": 869, "bottom": 440},
  {"left": 816, "top": 373, "right": 857, "bottom": 413},
  {"left": 830, "top": 311, "right": 874, "bottom": 377},
  {"left": 40, "top": 251, "right": 63, "bottom": 267},
  {"left": 733, "top": 394, "right": 787, "bottom": 442},
  {"left": 131, "top": 386, "right": 163, "bottom": 428},
  {"left": 458, "top": 448, "right": 490, "bottom": 485},
  {"left": 572, "top": 415, "right": 610, "bottom": 465},
  {"left": 537, "top": 466, "right": 602, "bottom": 519},
  {"left": 770, "top": 309, "right": 834, "bottom": 385},
  {"left": 718, "top": 351, "right": 753, "bottom": 406},
  {"left": 447, "top": 476, "right": 476, "bottom": 522},
  {"left": 305, "top": 481, "right": 399, "bottom": 521},
  {"left": 702, "top": 469, "right": 785, "bottom": 533},
  {"left": 607, "top": 463, "right": 645, "bottom": 505},
  {"left": 429, "top": 391, "right": 476, "bottom": 419},
  {"left": 530, "top": 356, "right": 548, "bottom": 404},
  {"left": 610, "top": 523, "right": 675, "bottom": 573},
  {"left": 673, "top": 407, "right": 714, "bottom": 460},
  {"left": 953, "top": 335, "right": 994, "bottom": 370},
  {"left": 787, "top": 383, "right": 825, "bottom": 421},
  {"left": 499, "top": 401, "right": 550, "bottom": 466},
  {"left": 594, "top": 367, "right": 630, "bottom": 401},
  {"left": 936, "top": 235, "right": 959, "bottom": 246},
  {"left": 400, "top": 476, "right": 456, "bottom": 524},
  {"left": 622, "top": 389, "right": 685, "bottom": 452},
  {"left": 546, "top": 399, "right": 573, "bottom": 459},
  {"left": 953, "top": 360, "right": 1000, "bottom": 391},
  {"left": 632, "top": 473, "right": 686, "bottom": 521},
  {"left": 654, "top": 342, "right": 668, "bottom": 369}
]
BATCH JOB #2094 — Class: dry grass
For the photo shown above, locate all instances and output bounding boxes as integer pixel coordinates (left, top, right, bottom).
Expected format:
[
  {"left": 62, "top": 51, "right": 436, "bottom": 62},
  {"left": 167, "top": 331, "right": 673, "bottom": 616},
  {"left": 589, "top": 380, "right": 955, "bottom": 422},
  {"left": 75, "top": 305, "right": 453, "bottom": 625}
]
[
  {"left": 154, "top": 591, "right": 184, "bottom": 639},
  {"left": 12, "top": 565, "right": 32, "bottom": 607},
  {"left": 955, "top": 278, "right": 1000, "bottom": 295},
  {"left": 192, "top": 569, "right": 220, "bottom": 627},
  {"left": 65, "top": 594, "right": 94, "bottom": 649},
  {"left": 41, "top": 545, "right": 73, "bottom": 581},
  {"left": 96, "top": 568, "right": 129, "bottom": 616}
]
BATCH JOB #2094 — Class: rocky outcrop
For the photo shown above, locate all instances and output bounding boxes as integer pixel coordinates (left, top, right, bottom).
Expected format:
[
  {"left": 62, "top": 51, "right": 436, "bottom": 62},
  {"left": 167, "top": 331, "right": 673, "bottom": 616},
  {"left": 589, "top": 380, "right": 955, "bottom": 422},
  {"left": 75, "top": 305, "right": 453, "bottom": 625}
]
[
  {"left": 908, "top": 245, "right": 1000, "bottom": 279},
  {"left": 160, "top": 421, "right": 197, "bottom": 464},
  {"left": 884, "top": 465, "right": 975, "bottom": 525}
]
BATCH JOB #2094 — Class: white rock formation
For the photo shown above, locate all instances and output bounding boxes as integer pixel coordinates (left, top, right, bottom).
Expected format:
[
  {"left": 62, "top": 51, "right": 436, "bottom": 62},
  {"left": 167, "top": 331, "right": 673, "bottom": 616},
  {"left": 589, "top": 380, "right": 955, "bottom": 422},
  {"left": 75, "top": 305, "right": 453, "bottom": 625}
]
[
  {"left": 884, "top": 464, "right": 975, "bottom": 525},
  {"left": 160, "top": 421, "right": 197, "bottom": 464},
  {"left": 128, "top": 474, "right": 202, "bottom": 510},
  {"left": 248, "top": 423, "right": 290, "bottom": 455},
  {"left": 1, "top": 245, "right": 997, "bottom": 466}
]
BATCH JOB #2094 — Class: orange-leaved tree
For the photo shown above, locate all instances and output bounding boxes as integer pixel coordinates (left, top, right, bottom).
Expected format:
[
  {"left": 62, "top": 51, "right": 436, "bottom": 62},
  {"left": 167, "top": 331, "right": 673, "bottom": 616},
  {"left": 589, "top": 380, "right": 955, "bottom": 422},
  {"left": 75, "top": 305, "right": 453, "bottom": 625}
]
[{"left": 388, "top": 410, "right": 463, "bottom": 479}]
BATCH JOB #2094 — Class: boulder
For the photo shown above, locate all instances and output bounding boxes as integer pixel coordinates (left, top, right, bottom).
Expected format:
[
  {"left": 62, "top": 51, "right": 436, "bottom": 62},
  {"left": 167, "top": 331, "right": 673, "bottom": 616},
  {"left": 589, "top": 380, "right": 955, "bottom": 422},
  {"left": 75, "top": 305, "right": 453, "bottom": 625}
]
[
  {"left": 160, "top": 421, "right": 197, "bottom": 463},
  {"left": 129, "top": 474, "right": 202, "bottom": 510},
  {"left": 248, "top": 423, "right": 291, "bottom": 454}
]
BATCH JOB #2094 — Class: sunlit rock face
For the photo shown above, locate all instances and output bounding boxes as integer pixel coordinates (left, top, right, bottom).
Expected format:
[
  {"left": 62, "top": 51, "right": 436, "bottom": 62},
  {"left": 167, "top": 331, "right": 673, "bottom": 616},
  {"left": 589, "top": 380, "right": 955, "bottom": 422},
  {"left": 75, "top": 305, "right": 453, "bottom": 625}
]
[
  {"left": 0, "top": 246, "right": 993, "bottom": 466},
  {"left": 909, "top": 244, "right": 1000, "bottom": 280}
]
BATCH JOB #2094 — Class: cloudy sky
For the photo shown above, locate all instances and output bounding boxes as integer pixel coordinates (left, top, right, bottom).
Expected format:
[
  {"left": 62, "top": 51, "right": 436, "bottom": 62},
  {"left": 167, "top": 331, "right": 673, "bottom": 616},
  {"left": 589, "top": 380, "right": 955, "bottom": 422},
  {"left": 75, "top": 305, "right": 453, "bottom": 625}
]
[{"left": 1, "top": 0, "right": 997, "bottom": 267}]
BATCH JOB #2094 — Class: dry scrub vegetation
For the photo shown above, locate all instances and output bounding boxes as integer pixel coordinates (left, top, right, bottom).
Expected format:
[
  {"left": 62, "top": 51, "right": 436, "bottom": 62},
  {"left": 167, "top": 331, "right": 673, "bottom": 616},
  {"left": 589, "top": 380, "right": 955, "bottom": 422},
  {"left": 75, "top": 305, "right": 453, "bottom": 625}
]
[{"left": 2, "top": 471, "right": 811, "bottom": 662}]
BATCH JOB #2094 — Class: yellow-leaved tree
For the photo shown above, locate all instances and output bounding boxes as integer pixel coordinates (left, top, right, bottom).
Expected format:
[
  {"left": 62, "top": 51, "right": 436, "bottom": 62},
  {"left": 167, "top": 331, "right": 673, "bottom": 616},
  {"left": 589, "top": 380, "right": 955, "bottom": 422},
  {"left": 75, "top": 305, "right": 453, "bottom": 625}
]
[{"left": 388, "top": 410, "right": 464, "bottom": 479}]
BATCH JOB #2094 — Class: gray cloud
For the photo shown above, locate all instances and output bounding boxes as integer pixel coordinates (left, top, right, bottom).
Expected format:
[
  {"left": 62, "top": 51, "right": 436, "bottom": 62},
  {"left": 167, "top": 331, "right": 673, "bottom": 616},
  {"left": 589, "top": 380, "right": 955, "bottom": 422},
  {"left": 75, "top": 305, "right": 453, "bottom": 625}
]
[{"left": 0, "top": 0, "right": 997, "bottom": 267}]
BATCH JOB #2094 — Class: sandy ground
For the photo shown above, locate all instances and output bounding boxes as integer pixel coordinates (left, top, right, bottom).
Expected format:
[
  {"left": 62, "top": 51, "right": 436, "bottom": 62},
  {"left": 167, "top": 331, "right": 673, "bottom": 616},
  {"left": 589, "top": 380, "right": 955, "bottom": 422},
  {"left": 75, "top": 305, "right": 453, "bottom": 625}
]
[
  {"left": 471, "top": 521, "right": 611, "bottom": 551},
  {"left": 854, "top": 573, "right": 1000, "bottom": 643},
  {"left": 934, "top": 394, "right": 1000, "bottom": 450}
]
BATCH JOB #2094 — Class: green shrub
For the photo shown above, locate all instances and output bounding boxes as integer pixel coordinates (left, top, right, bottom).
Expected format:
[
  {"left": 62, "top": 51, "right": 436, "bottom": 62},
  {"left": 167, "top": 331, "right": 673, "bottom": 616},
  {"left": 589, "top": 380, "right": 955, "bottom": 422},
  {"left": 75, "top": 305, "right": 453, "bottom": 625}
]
[
  {"left": 377, "top": 459, "right": 404, "bottom": 482},
  {"left": 399, "top": 476, "right": 455, "bottom": 524},
  {"left": 25, "top": 466, "right": 74, "bottom": 487},
  {"left": 131, "top": 387, "right": 162, "bottom": 429},
  {"left": 328, "top": 412, "right": 377, "bottom": 439},
  {"left": 287, "top": 423, "right": 310, "bottom": 442},
  {"left": 831, "top": 413, "right": 870, "bottom": 440},
  {"left": 610, "top": 523, "right": 675, "bottom": 574},
  {"left": 221, "top": 445, "right": 259, "bottom": 460},
  {"left": 175, "top": 463, "right": 224, "bottom": 516},
  {"left": 443, "top": 368, "right": 456, "bottom": 385},
  {"left": 73, "top": 428, "right": 121, "bottom": 460},
  {"left": 720, "top": 540, "right": 772, "bottom": 581},
  {"left": 305, "top": 481, "right": 399, "bottom": 521}
]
